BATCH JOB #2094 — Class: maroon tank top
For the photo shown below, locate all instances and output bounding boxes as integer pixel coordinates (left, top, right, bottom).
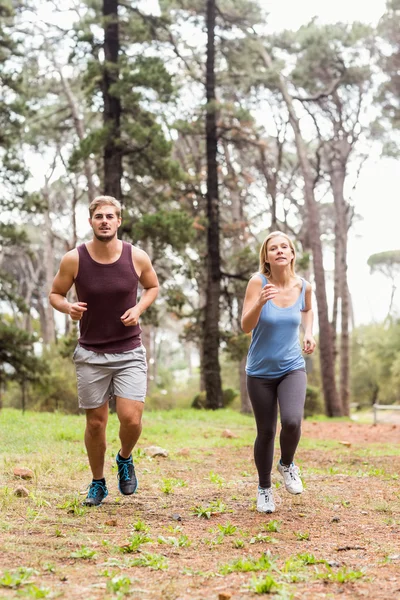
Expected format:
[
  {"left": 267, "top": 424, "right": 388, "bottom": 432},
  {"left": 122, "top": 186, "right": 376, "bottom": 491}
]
[{"left": 74, "top": 241, "right": 141, "bottom": 353}]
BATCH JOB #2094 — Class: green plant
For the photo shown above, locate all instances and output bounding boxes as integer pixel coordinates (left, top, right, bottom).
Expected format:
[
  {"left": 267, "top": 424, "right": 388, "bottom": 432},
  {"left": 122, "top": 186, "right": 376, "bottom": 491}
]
[
  {"left": 106, "top": 575, "right": 132, "bottom": 594},
  {"left": 0, "top": 567, "right": 36, "bottom": 588},
  {"left": 263, "top": 520, "right": 281, "bottom": 533},
  {"left": 295, "top": 532, "right": 310, "bottom": 541},
  {"left": 119, "top": 533, "right": 152, "bottom": 553},
  {"left": 251, "top": 574, "right": 281, "bottom": 594},
  {"left": 209, "top": 471, "right": 225, "bottom": 487},
  {"left": 160, "top": 477, "right": 186, "bottom": 494},
  {"left": 129, "top": 552, "right": 168, "bottom": 570},
  {"left": 192, "top": 499, "right": 229, "bottom": 519},
  {"left": 317, "top": 566, "right": 364, "bottom": 583},
  {"left": 220, "top": 553, "right": 275, "bottom": 574},
  {"left": 131, "top": 519, "right": 149, "bottom": 532},
  {"left": 158, "top": 534, "right": 191, "bottom": 547},
  {"left": 216, "top": 522, "right": 237, "bottom": 536},
  {"left": 250, "top": 533, "right": 277, "bottom": 544},
  {"left": 58, "top": 497, "right": 86, "bottom": 516},
  {"left": 17, "top": 584, "right": 51, "bottom": 598},
  {"left": 70, "top": 546, "right": 97, "bottom": 559}
]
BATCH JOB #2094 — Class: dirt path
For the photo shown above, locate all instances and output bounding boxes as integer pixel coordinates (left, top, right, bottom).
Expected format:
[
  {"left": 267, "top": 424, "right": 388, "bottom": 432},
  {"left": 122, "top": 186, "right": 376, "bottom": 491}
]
[{"left": 1, "top": 420, "right": 400, "bottom": 599}]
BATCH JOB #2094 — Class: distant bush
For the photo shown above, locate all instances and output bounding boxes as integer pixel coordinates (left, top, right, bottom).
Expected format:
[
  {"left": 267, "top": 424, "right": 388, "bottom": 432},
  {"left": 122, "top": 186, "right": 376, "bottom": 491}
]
[
  {"left": 303, "top": 385, "right": 324, "bottom": 418},
  {"left": 191, "top": 388, "right": 238, "bottom": 409}
]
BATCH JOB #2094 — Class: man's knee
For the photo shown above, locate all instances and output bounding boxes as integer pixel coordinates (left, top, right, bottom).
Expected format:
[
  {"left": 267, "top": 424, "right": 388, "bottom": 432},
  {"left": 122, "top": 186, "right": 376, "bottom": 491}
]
[
  {"left": 120, "top": 410, "right": 142, "bottom": 429},
  {"left": 86, "top": 416, "right": 107, "bottom": 436}
]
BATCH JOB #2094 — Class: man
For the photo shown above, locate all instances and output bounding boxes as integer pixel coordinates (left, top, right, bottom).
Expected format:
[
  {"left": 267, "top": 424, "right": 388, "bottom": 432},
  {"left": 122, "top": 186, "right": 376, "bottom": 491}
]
[{"left": 50, "top": 196, "right": 158, "bottom": 506}]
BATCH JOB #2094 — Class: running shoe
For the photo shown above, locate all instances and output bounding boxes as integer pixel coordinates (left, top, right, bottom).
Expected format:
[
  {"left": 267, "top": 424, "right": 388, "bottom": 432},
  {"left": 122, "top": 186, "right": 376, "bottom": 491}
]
[
  {"left": 277, "top": 461, "right": 303, "bottom": 494},
  {"left": 83, "top": 480, "right": 108, "bottom": 506},
  {"left": 116, "top": 453, "right": 138, "bottom": 495},
  {"left": 257, "top": 486, "right": 275, "bottom": 513}
]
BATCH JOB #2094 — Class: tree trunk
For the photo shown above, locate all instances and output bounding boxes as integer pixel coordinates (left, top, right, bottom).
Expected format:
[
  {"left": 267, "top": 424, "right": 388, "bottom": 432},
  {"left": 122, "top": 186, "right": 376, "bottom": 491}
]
[
  {"left": 203, "top": 0, "right": 223, "bottom": 409},
  {"left": 258, "top": 46, "right": 341, "bottom": 416},
  {"left": 103, "top": 0, "right": 122, "bottom": 199},
  {"left": 57, "top": 65, "right": 97, "bottom": 203},
  {"left": 141, "top": 324, "right": 151, "bottom": 392},
  {"left": 43, "top": 187, "right": 56, "bottom": 345},
  {"left": 331, "top": 166, "right": 350, "bottom": 416},
  {"left": 222, "top": 140, "right": 251, "bottom": 413},
  {"left": 239, "top": 356, "right": 252, "bottom": 414}
]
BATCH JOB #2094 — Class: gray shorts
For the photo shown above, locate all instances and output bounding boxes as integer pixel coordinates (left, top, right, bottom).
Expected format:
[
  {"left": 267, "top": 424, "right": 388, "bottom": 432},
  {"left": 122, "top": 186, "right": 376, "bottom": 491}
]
[{"left": 73, "top": 344, "right": 147, "bottom": 409}]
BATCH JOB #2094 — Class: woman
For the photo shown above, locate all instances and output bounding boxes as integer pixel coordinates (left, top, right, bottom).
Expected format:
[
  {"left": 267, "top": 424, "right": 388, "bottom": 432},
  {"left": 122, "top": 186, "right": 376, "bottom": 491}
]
[{"left": 241, "top": 231, "right": 316, "bottom": 514}]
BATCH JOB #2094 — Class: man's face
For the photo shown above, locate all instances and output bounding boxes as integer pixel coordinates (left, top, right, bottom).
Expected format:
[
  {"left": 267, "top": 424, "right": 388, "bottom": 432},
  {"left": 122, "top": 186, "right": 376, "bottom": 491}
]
[{"left": 89, "top": 204, "right": 121, "bottom": 242}]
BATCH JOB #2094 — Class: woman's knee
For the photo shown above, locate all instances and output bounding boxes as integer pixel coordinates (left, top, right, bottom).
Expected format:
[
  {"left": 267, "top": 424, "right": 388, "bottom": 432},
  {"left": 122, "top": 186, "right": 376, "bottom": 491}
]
[
  {"left": 257, "top": 425, "right": 276, "bottom": 444},
  {"left": 281, "top": 418, "right": 301, "bottom": 435}
]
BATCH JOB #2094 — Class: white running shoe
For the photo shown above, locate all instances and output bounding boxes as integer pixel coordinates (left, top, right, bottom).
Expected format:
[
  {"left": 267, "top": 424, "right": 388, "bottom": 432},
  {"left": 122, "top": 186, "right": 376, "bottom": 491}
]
[
  {"left": 257, "top": 487, "right": 275, "bottom": 513},
  {"left": 277, "top": 461, "right": 303, "bottom": 494}
]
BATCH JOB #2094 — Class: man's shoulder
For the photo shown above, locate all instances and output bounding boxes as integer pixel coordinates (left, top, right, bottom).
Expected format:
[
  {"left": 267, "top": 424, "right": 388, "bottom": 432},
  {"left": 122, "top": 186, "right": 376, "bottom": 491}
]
[
  {"left": 130, "top": 244, "right": 150, "bottom": 263},
  {"left": 62, "top": 247, "right": 79, "bottom": 264}
]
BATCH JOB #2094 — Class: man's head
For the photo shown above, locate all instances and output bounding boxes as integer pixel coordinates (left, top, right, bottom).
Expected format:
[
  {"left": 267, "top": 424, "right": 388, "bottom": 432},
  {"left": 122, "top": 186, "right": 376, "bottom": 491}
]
[
  {"left": 89, "top": 195, "right": 121, "bottom": 218},
  {"left": 89, "top": 196, "right": 122, "bottom": 242}
]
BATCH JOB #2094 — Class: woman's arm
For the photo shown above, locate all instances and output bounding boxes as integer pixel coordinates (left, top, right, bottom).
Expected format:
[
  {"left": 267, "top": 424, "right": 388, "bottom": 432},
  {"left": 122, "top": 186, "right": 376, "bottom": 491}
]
[
  {"left": 241, "top": 276, "right": 278, "bottom": 333},
  {"left": 301, "top": 282, "right": 316, "bottom": 354}
]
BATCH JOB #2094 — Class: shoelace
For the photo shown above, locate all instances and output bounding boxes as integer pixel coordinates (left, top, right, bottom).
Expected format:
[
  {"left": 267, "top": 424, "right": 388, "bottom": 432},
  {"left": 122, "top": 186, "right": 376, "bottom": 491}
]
[
  {"left": 87, "top": 482, "right": 106, "bottom": 498},
  {"left": 118, "top": 460, "right": 133, "bottom": 482},
  {"left": 285, "top": 465, "right": 300, "bottom": 480}
]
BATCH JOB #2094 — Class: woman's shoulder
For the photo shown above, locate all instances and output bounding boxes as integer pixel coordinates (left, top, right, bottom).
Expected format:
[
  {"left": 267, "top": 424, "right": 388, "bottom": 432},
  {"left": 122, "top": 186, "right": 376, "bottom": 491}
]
[
  {"left": 249, "top": 273, "right": 266, "bottom": 286},
  {"left": 297, "top": 277, "right": 312, "bottom": 294}
]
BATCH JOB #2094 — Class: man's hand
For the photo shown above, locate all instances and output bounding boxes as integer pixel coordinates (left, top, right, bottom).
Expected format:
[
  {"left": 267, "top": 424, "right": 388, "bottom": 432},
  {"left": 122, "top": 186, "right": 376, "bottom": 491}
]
[
  {"left": 69, "top": 302, "right": 87, "bottom": 321},
  {"left": 120, "top": 306, "right": 141, "bottom": 327}
]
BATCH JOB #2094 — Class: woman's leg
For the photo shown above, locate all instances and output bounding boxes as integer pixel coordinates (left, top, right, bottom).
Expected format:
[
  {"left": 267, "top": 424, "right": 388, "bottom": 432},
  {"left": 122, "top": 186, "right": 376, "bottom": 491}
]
[
  {"left": 247, "top": 375, "right": 278, "bottom": 488},
  {"left": 277, "top": 369, "right": 307, "bottom": 465}
]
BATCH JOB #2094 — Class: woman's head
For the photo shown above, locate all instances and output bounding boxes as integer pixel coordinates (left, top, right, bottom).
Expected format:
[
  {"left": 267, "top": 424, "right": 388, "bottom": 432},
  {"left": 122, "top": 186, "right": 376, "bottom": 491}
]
[{"left": 259, "top": 231, "right": 296, "bottom": 277}]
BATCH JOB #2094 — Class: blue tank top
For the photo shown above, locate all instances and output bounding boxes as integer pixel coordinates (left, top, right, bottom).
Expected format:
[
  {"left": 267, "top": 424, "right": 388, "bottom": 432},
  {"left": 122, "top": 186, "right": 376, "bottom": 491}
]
[{"left": 245, "top": 274, "right": 306, "bottom": 379}]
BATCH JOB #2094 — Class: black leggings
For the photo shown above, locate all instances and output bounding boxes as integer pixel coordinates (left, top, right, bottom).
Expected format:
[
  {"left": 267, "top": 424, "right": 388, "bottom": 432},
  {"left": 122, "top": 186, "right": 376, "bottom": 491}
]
[{"left": 247, "top": 369, "right": 307, "bottom": 488}]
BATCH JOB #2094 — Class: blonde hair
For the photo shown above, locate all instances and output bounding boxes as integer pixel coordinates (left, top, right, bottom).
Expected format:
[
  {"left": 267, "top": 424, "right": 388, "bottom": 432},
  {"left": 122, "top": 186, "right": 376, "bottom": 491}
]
[
  {"left": 259, "top": 231, "right": 296, "bottom": 278},
  {"left": 89, "top": 196, "right": 121, "bottom": 218}
]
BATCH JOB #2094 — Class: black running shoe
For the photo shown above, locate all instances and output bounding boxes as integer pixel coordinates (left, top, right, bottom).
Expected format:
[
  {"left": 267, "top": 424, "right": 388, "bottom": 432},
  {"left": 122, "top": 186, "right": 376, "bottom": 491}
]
[
  {"left": 116, "top": 453, "right": 138, "bottom": 495},
  {"left": 83, "top": 480, "right": 108, "bottom": 506}
]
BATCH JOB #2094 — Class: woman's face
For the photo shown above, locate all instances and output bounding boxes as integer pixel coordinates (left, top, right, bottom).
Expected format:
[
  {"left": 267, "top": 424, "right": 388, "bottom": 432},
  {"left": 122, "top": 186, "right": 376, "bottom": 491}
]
[{"left": 266, "top": 236, "right": 294, "bottom": 268}]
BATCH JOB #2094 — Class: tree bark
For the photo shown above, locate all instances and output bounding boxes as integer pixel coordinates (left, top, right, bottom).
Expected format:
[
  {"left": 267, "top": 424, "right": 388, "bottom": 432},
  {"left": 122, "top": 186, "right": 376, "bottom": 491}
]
[
  {"left": 329, "top": 144, "right": 351, "bottom": 417},
  {"left": 222, "top": 140, "right": 251, "bottom": 412},
  {"left": 103, "top": 0, "right": 122, "bottom": 199},
  {"left": 258, "top": 46, "right": 341, "bottom": 416},
  {"left": 57, "top": 65, "right": 97, "bottom": 203},
  {"left": 42, "top": 184, "right": 56, "bottom": 345},
  {"left": 203, "top": 0, "right": 223, "bottom": 409}
]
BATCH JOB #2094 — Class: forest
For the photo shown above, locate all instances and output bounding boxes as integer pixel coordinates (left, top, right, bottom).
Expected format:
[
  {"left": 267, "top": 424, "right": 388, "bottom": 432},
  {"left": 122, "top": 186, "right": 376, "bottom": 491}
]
[{"left": 1, "top": 0, "right": 400, "bottom": 416}]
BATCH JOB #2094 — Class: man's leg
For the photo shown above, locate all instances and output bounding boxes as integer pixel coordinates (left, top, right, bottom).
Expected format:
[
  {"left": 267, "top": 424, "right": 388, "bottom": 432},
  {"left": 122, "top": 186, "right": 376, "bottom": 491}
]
[
  {"left": 115, "top": 397, "right": 144, "bottom": 495},
  {"left": 85, "top": 402, "right": 109, "bottom": 479},
  {"left": 116, "top": 397, "right": 144, "bottom": 458}
]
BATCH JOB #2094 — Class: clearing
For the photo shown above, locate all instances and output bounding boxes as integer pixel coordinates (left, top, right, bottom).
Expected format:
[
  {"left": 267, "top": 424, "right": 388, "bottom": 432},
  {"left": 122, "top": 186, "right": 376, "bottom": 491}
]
[{"left": 0, "top": 408, "right": 400, "bottom": 599}]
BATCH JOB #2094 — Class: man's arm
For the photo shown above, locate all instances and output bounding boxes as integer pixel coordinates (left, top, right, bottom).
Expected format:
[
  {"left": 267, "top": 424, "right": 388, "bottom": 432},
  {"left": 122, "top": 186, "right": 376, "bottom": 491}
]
[
  {"left": 120, "top": 248, "right": 159, "bottom": 326},
  {"left": 49, "top": 250, "right": 87, "bottom": 321}
]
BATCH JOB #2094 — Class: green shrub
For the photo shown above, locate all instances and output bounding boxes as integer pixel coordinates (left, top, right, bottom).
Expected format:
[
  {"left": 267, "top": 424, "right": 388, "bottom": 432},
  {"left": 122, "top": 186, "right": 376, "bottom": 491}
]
[
  {"left": 304, "top": 385, "right": 324, "bottom": 418},
  {"left": 191, "top": 388, "right": 238, "bottom": 409}
]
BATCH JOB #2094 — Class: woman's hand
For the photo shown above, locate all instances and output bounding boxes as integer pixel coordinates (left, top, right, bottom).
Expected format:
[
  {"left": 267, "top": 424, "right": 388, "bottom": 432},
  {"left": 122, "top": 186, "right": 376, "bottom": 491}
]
[
  {"left": 258, "top": 284, "right": 278, "bottom": 306},
  {"left": 303, "top": 334, "right": 316, "bottom": 354}
]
